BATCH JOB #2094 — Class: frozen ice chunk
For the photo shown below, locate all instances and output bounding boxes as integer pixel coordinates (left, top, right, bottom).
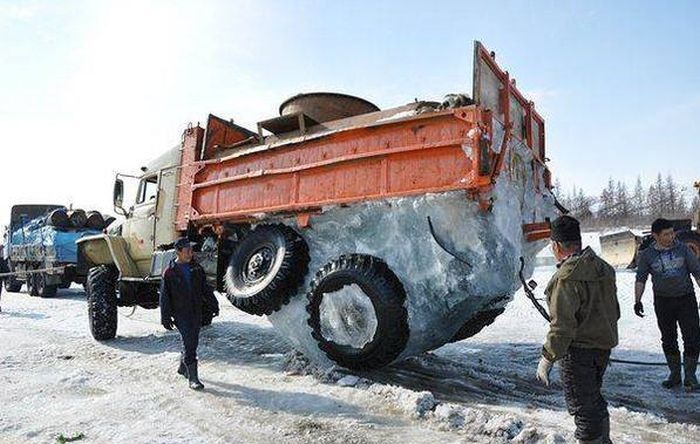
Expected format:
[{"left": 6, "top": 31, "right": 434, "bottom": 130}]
[
  {"left": 319, "top": 284, "right": 378, "bottom": 349},
  {"left": 266, "top": 118, "right": 556, "bottom": 368}
]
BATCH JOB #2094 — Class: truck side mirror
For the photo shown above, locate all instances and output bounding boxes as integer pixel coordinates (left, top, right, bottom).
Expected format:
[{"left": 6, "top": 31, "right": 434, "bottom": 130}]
[{"left": 113, "top": 179, "right": 125, "bottom": 214}]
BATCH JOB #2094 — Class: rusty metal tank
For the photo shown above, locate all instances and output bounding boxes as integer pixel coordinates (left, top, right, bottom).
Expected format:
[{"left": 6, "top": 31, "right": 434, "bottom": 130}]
[{"left": 279, "top": 92, "right": 380, "bottom": 123}]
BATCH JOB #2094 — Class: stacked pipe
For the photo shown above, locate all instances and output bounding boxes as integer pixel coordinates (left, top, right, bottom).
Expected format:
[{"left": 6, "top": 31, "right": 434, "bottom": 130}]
[
  {"left": 68, "top": 209, "right": 87, "bottom": 228},
  {"left": 85, "top": 211, "right": 105, "bottom": 230},
  {"left": 46, "top": 209, "right": 70, "bottom": 228},
  {"left": 45, "top": 208, "right": 110, "bottom": 230}
]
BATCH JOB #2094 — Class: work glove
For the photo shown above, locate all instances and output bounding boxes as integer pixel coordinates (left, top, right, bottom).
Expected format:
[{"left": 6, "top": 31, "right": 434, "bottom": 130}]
[
  {"left": 634, "top": 302, "right": 644, "bottom": 318},
  {"left": 162, "top": 318, "right": 174, "bottom": 331},
  {"left": 536, "top": 356, "right": 554, "bottom": 386}
]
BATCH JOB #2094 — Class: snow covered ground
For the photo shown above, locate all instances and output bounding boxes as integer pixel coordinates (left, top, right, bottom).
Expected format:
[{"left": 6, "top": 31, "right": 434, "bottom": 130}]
[{"left": 1, "top": 262, "right": 699, "bottom": 443}]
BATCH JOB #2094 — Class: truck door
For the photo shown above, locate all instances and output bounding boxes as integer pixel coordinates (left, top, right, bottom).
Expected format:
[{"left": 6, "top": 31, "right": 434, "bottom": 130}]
[
  {"left": 126, "top": 175, "right": 159, "bottom": 273},
  {"left": 153, "top": 167, "right": 179, "bottom": 249}
]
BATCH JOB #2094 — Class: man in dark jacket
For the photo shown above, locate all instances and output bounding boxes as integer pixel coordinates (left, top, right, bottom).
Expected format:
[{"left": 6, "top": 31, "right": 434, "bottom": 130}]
[
  {"left": 634, "top": 218, "right": 700, "bottom": 391},
  {"left": 160, "top": 238, "right": 219, "bottom": 390},
  {"left": 536, "top": 215, "right": 619, "bottom": 444}
]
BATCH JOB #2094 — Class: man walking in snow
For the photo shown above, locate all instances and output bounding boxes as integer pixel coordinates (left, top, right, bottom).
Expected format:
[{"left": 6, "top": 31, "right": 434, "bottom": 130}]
[
  {"left": 634, "top": 218, "right": 700, "bottom": 391},
  {"left": 160, "top": 238, "right": 219, "bottom": 390},
  {"left": 536, "top": 215, "right": 619, "bottom": 444}
]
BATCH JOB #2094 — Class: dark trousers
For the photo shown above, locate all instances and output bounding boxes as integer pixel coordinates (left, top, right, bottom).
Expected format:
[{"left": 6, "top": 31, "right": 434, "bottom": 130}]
[
  {"left": 176, "top": 321, "right": 200, "bottom": 365},
  {"left": 560, "top": 347, "right": 610, "bottom": 441},
  {"left": 653, "top": 294, "right": 700, "bottom": 358}
]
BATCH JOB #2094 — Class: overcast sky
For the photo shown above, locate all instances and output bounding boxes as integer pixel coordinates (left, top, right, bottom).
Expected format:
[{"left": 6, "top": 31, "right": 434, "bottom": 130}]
[{"left": 1, "top": 0, "right": 699, "bottom": 226}]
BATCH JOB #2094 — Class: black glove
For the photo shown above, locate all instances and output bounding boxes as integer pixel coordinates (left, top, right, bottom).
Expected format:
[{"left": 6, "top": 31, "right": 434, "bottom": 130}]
[
  {"left": 634, "top": 302, "right": 644, "bottom": 318},
  {"left": 213, "top": 309, "right": 220, "bottom": 317},
  {"left": 162, "top": 318, "right": 174, "bottom": 330}
]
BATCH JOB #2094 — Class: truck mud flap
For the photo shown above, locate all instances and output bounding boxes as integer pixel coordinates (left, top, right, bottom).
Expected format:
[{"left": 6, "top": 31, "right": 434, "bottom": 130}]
[{"left": 599, "top": 231, "right": 640, "bottom": 269}]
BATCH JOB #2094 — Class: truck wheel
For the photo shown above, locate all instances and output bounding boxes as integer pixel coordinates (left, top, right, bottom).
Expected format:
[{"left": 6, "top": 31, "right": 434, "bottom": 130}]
[
  {"left": 678, "top": 231, "right": 700, "bottom": 260},
  {"left": 225, "top": 224, "right": 309, "bottom": 315},
  {"left": 306, "top": 254, "right": 409, "bottom": 370},
  {"left": 4, "top": 277, "right": 22, "bottom": 293},
  {"left": 35, "top": 273, "right": 58, "bottom": 298},
  {"left": 86, "top": 265, "right": 118, "bottom": 341}
]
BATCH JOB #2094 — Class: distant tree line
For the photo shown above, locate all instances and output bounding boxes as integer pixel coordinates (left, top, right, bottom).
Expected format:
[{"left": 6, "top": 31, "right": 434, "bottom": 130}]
[{"left": 555, "top": 173, "right": 700, "bottom": 229}]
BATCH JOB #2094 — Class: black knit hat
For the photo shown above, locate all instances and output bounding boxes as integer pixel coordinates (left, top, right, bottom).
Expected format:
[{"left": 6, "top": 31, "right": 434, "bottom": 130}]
[{"left": 550, "top": 215, "right": 581, "bottom": 242}]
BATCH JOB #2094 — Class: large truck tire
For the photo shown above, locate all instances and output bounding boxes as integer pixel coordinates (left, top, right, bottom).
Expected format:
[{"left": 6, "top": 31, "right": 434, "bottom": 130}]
[
  {"left": 678, "top": 231, "right": 700, "bottom": 260},
  {"left": 4, "top": 263, "right": 22, "bottom": 292},
  {"left": 86, "top": 265, "right": 118, "bottom": 341},
  {"left": 306, "top": 254, "right": 409, "bottom": 371},
  {"left": 224, "top": 224, "right": 309, "bottom": 316},
  {"left": 35, "top": 272, "right": 58, "bottom": 298},
  {"left": 4, "top": 278, "right": 22, "bottom": 293}
]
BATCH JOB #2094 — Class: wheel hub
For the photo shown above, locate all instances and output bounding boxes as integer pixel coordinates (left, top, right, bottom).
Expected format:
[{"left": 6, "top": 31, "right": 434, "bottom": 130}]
[{"left": 245, "top": 247, "right": 274, "bottom": 283}]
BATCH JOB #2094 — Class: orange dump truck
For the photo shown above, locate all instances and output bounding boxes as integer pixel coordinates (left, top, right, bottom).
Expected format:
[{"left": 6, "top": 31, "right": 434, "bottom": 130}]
[{"left": 78, "top": 41, "right": 558, "bottom": 370}]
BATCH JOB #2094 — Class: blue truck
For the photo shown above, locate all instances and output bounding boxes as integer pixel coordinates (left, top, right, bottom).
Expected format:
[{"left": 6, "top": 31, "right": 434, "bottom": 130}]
[{"left": 2, "top": 204, "right": 110, "bottom": 297}]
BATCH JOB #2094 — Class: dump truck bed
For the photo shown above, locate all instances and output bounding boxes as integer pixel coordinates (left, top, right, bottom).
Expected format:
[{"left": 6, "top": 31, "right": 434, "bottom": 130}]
[{"left": 174, "top": 41, "right": 550, "bottom": 236}]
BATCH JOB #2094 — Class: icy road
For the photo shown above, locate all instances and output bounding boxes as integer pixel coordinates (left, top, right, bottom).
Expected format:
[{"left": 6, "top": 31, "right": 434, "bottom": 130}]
[{"left": 1, "top": 268, "right": 698, "bottom": 443}]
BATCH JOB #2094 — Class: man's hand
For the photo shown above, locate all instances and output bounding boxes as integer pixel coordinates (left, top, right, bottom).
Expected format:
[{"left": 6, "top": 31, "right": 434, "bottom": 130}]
[
  {"left": 213, "top": 308, "right": 220, "bottom": 317},
  {"left": 536, "top": 356, "right": 554, "bottom": 386},
  {"left": 634, "top": 301, "right": 644, "bottom": 318},
  {"left": 162, "top": 318, "right": 174, "bottom": 331}
]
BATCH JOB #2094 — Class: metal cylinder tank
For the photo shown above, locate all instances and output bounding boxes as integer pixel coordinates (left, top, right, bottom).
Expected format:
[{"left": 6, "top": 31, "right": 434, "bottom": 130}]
[{"left": 279, "top": 92, "right": 380, "bottom": 123}]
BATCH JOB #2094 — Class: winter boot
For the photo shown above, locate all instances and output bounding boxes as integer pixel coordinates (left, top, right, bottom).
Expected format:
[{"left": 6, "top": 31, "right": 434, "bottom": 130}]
[
  {"left": 683, "top": 354, "right": 699, "bottom": 392},
  {"left": 661, "top": 353, "right": 682, "bottom": 389},
  {"left": 177, "top": 359, "right": 187, "bottom": 378},
  {"left": 577, "top": 418, "right": 612, "bottom": 444},
  {"left": 186, "top": 360, "right": 204, "bottom": 391},
  {"left": 601, "top": 416, "right": 613, "bottom": 444}
]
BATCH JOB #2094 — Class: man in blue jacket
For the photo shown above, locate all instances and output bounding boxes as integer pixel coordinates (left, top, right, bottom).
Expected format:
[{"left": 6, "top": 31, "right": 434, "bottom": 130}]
[
  {"left": 635, "top": 218, "right": 700, "bottom": 391},
  {"left": 160, "top": 238, "right": 219, "bottom": 390}
]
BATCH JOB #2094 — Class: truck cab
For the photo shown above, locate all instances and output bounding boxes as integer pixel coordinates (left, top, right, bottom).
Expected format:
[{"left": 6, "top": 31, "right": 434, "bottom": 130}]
[
  {"left": 80, "top": 147, "right": 181, "bottom": 281},
  {"left": 111, "top": 146, "right": 181, "bottom": 276},
  {"left": 76, "top": 145, "right": 217, "bottom": 340}
]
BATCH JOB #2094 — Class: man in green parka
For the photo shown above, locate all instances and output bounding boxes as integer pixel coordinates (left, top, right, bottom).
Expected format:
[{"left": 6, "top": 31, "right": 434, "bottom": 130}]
[{"left": 535, "top": 215, "right": 620, "bottom": 444}]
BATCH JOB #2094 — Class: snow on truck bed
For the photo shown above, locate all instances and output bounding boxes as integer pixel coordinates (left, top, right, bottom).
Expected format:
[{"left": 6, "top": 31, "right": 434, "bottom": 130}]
[{"left": 1, "top": 256, "right": 698, "bottom": 443}]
